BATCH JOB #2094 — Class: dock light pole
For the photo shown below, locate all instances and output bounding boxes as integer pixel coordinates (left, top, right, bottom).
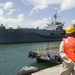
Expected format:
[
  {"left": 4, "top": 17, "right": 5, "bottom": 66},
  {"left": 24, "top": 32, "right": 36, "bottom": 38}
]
[
  {"left": 47, "top": 42, "right": 49, "bottom": 50},
  {"left": 47, "top": 42, "right": 50, "bottom": 58}
]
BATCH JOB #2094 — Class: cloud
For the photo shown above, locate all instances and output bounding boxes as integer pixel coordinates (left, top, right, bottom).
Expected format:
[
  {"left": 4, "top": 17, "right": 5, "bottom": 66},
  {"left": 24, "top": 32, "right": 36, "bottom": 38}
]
[
  {"left": 29, "top": 0, "right": 62, "bottom": 16},
  {"left": 20, "top": 0, "right": 75, "bottom": 15},
  {"left": 8, "top": 14, "right": 25, "bottom": 28},
  {"left": 0, "top": 2, "right": 15, "bottom": 15},
  {"left": 7, "top": 9, "right": 15, "bottom": 15},
  {"left": 0, "top": 14, "right": 50, "bottom": 29},
  {"left": 4, "top": 2, "right": 14, "bottom": 10},
  {"left": 0, "top": 13, "right": 25, "bottom": 28},
  {"left": 20, "top": 0, "right": 62, "bottom": 16},
  {"left": 0, "top": 9, "right": 3, "bottom": 16},
  {"left": 0, "top": 2, "right": 51, "bottom": 29},
  {"left": 0, "top": 3, "right": 4, "bottom": 7},
  {"left": 17, "top": 14, "right": 25, "bottom": 25},
  {"left": 71, "top": 20, "right": 75, "bottom": 24},
  {"left": 60, "top": 0, "right": 75, "bottom": 11},
  {"left": 20, "top": 0, "right": 29, "bottom": 5},
  {"left": 30, "top": 17, "right": 51, "bottom": 28},
  {"left": 29, "top": 0, "right": 49, "bottom": 16},
  {"left": 0, "top": 2, "right": 26, "bottom": 28}
]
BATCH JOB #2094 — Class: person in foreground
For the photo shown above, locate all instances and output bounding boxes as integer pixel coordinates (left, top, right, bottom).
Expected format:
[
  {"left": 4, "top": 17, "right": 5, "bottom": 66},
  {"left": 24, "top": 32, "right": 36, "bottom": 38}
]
[{"left": 59, "top": 25, "right": 75, "bottom": 75}]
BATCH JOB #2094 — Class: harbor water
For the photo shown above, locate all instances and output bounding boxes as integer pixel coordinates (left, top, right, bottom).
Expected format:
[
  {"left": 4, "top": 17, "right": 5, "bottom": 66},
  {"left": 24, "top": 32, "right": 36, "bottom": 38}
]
[{"left": 0, "top": 41, "right": 61, "bottom": 75}]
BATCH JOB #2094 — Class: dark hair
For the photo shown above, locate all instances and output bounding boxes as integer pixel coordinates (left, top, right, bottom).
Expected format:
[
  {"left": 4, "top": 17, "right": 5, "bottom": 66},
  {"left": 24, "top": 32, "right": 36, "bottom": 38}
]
[{"left": 65, "top": 32, "right": 75, "bottom": 38}]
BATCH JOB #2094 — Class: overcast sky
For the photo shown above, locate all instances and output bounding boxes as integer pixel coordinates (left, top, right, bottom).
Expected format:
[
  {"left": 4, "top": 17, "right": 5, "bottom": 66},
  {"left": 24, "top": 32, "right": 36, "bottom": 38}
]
[{"left": 0, "top": 0, "right": 75, "bottom": 29}]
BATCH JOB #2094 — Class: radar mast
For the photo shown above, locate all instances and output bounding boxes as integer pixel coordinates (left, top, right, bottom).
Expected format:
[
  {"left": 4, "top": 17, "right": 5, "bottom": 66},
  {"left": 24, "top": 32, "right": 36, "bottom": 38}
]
[{"left": 54, "top": 9, "right": 57, "bottom": 23}]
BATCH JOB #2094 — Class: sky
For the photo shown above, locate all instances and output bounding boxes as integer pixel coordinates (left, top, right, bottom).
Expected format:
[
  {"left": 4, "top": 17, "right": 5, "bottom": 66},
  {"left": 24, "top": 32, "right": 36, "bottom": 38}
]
[{"left": 0, "top": 0, "right": 75, "bottom": 29}]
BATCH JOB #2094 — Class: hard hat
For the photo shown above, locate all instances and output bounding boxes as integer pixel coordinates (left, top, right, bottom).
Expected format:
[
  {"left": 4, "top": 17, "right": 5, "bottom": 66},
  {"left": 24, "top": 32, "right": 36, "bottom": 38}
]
[{"left": 66, "top": 25, "right": 75, "bottom": 34}]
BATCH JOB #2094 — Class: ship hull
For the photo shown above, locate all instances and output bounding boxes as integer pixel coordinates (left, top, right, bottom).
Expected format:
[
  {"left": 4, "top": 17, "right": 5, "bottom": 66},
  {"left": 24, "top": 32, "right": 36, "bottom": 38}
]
[{"left": 0, "top": 28, "right": 65, "bottom": 44}]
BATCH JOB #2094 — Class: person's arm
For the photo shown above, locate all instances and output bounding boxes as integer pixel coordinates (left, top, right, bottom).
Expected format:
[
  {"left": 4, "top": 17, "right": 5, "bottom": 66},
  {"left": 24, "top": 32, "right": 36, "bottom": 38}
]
[{"left": 59, "top": 41, "right": 66, "bottom": 58}]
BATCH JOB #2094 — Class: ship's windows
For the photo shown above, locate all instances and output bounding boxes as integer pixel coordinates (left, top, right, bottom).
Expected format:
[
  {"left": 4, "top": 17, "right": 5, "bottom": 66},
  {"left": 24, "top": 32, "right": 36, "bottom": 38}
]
[
  {"left": 51, "top": 33, "right": 54, "bottom": 36},
  {"left": 54, "top": 33, "right": 60, "bottom": 35},
  {"left": 61, "top": 33, "right": 65, "bottom": 35}
]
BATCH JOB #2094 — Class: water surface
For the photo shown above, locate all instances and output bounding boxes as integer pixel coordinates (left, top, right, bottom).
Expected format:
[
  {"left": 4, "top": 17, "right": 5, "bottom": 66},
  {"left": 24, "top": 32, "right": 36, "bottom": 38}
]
[{"left": 0, "top": 41, "right": 61, "bottom": 75}]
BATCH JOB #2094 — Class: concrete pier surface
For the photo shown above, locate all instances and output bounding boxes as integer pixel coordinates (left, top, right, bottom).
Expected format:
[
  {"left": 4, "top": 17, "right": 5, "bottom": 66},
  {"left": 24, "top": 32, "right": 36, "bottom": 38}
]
[{"left": 32, "top": 64, "right": 61, "bottom": 75}]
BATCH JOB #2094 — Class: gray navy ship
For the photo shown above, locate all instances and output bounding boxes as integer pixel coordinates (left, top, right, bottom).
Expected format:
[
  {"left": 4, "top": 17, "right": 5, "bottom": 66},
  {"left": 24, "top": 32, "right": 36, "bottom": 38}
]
[{"left": 0, "top": 11, "right": 65, "bottom": 44}]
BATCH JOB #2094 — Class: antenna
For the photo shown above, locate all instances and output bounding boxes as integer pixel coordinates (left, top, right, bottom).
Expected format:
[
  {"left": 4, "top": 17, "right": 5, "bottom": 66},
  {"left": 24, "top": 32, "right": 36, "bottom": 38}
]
[{"left": 54, "top": 9, "right": 57, "bottom": 23}]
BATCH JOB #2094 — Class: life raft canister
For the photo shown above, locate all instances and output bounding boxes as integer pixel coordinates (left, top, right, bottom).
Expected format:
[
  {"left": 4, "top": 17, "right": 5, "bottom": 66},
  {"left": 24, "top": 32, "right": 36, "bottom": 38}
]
[{"left": 17, "top": 66, "right": 39, "bottom": 75}]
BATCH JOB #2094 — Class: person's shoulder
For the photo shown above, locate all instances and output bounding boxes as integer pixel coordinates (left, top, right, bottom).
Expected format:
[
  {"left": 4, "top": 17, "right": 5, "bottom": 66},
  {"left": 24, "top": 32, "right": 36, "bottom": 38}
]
[
  {"left": 60, "top": 41, "right": 64, "bottom": 46},
  {"left": 61, "top": 41, "right": 63, "bottom": 44},
  {"left": 62, "top": 37, "right": 67, "bottom": 41}
]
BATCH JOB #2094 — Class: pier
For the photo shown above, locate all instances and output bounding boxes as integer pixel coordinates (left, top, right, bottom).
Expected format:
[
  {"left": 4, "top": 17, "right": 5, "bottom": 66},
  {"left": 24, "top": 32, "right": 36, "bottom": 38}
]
[{"left": 32, "top": 64, "right": 61, "bottom": 75}]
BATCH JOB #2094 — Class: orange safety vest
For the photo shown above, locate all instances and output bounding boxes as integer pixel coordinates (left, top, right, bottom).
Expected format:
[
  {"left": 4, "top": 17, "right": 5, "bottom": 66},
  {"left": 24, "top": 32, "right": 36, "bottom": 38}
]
[{"left": 63, "top": 37, "right": 75, "bottom": 62}]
